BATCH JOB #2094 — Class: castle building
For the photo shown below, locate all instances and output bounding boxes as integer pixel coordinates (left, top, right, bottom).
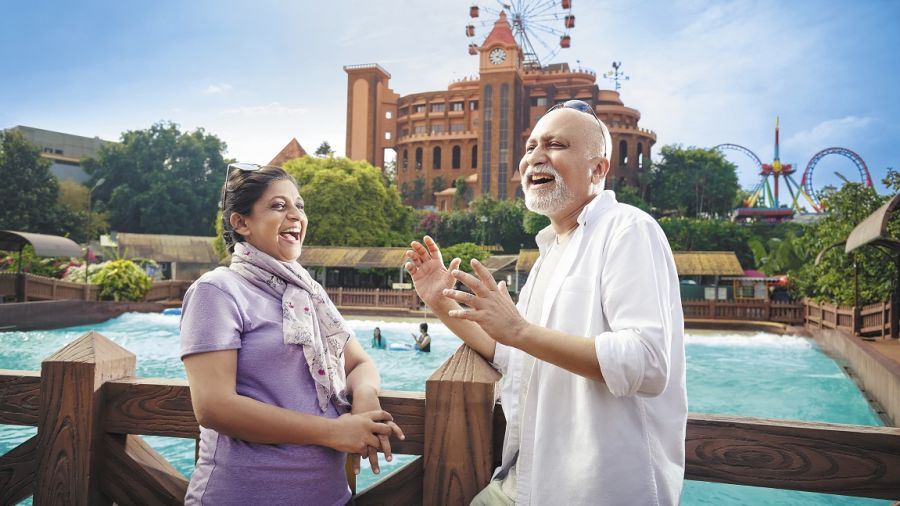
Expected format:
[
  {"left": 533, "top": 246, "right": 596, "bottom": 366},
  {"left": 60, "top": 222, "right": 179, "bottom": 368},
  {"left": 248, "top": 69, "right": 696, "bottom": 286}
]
[{"left": 344, "top": 12, "right": 656, "bottom": 210}]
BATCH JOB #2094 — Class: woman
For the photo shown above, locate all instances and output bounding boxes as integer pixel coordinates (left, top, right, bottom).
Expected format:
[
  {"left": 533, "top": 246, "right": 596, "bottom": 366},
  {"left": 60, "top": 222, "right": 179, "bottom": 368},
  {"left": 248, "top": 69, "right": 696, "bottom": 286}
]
[
  {"left": 372, "top": 327, "right": 385, "bottom": 349},
  {"left": 180, "top": 164, "right": 403, "bottom": 505}
]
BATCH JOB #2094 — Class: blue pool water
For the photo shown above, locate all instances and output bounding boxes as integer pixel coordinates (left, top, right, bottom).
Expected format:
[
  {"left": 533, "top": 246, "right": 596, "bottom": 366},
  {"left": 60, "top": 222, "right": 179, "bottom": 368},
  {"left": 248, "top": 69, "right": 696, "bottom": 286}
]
[{"left": 0, "top": 313, "right": 889, "bottom": 505}]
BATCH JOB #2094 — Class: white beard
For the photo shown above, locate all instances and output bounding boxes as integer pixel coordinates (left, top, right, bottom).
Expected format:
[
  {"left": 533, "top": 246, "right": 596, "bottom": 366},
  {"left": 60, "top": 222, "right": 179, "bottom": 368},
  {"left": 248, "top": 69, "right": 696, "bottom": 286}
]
[{"left": 522, "top": 164, "right": 576, "bottom": 216}]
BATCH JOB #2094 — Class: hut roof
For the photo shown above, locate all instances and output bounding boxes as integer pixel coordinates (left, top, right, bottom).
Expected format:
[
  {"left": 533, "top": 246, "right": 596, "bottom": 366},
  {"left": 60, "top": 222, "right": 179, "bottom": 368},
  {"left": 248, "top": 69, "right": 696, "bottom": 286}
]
[
  {"left": 115, "top": 233, "right": 218, "bottom": 263},
  {"left": 481, "top": 254, "right": 517, "bottom": 273},
  {"left": 299, "top": 246, "right": 409, "bottom": 269},
  {"left": 269, "top": 138, "right": 308, "bottom": 166},
  {"left": 672, "top": 251, "right": 743, "bottom": 276}
]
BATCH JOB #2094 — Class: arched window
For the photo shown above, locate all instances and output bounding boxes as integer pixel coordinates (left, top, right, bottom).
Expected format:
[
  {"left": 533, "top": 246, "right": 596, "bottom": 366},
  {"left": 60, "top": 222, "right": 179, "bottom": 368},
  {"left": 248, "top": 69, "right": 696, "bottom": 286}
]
[
  {"left": 433, "top": 146, "right": 442, "bottom": 169},
  {"left": 471, "top": 145, "right": 478, "bottom": 168},
  {"left": 415, "top": 147, "right": 423, "bottom": 170},
  {"left": 637, "top": 143, "right": 644, "bottom": 169},
  {"left": 619, "top": 140, "right": 628, "bottom": 165},
  {"left": 452, "top": 145, "right": 461, "bottom": 169},
  {"left": 402, "top": 149, "right": 408, "bottom": 172}
]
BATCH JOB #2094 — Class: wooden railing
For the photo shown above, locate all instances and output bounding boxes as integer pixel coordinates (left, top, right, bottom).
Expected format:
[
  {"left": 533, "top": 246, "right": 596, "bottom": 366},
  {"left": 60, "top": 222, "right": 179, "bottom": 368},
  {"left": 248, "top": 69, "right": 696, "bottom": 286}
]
[
  {"left": 0, "top": 273, "right": 192, "bottom": 303},
  {"left": 805, "top": 298, "right": 896, "bottom": 339},
  {"left": 325, "top": 287, "right": 422, "bottom": 311},
  {"left": 682, "top": 299, "right": 805, "bottom": 324},
  {"left": 2, "top": 332, "right": 899, "bottom": 504}
]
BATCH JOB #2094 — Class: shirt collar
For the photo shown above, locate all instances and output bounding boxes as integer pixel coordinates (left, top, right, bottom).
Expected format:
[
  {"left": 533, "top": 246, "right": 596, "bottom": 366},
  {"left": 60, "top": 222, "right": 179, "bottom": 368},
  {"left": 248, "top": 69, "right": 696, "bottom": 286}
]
[{"left": 535, "top": 190, "right": 618, "bottom": 253}]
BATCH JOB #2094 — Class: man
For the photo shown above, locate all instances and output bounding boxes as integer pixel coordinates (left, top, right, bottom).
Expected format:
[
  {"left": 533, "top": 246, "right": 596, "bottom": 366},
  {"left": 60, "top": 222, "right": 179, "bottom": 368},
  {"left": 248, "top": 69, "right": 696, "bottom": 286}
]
[
  {"left": 405, "top": 100, "right": 687, "bottom": 505},
  {"left": 411, "top": 322, "right": 431, "bottom": 352}
]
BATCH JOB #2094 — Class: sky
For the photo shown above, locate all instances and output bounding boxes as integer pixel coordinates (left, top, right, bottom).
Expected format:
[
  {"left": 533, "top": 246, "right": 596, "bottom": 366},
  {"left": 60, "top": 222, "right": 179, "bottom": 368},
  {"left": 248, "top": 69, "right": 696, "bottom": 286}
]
[{"left": 2, "top": 0, "right": 899, "bottom": 195}]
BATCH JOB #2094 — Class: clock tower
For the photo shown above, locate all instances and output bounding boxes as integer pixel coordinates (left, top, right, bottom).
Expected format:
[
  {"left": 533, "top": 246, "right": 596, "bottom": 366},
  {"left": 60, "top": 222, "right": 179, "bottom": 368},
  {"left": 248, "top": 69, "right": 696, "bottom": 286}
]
[{"left": 477, "top": 11, "right": 524, "bottom": 200}]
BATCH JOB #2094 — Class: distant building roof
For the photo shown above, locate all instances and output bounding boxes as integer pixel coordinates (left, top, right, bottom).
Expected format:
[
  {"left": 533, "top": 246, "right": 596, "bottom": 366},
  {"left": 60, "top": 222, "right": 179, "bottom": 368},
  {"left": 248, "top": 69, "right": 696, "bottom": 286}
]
[
  {"left": 269, "top": 138, "right": 308, "bottom": 166},
  {"left": 672, "top": 251, "right": 744, "bottom": 276},
  {"left": 300, "top": 246, "right": 409, "bottom": 269},
  {"left": 114, "top": 233, "right": 219, "bottom": 264},
  {"left": 483, "top": 11, "right": 516, "bottom": 47},
  {"left": 481, "top": 254, "right": 517, "bottom": 273},
  {"left": 516, "top": 249, "right": 743, "bottom": 276}
]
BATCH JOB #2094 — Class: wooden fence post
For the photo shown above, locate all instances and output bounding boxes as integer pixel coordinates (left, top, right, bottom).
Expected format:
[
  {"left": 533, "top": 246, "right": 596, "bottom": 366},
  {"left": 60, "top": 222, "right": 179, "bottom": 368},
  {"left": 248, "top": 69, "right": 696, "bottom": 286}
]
[
  {"left": 424, "top": 345, "right": 501, "bottom": 504},
  {"left": 337, "top": 287, "right": 343, "bottom": 306},
  {"left": 34, "top": 331, "right": 136, "bottom": 505},
  {"left": 374, "top": 288, "right": 380, "bottom": 308}
]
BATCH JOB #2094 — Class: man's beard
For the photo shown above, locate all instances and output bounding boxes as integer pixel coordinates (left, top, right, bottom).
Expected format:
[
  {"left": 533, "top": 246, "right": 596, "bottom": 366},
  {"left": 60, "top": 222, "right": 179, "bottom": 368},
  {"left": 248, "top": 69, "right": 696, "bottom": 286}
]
[{"left": 522, "top": 164, "right": 575, "bottom": 216}]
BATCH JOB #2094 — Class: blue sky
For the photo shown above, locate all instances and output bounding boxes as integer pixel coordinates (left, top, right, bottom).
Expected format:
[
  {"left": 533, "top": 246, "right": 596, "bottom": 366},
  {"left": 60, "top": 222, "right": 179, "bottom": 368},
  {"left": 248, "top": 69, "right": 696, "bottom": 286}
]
[{"left": 2, "top": 0, "right": 898, "bottom": 195}]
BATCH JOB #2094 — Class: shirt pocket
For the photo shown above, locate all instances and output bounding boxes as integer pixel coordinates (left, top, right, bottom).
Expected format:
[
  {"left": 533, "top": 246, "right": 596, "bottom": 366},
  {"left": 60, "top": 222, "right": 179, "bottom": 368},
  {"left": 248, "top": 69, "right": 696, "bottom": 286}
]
[{"left": 552, "top": 274, "right": 598, "bottom": 335}]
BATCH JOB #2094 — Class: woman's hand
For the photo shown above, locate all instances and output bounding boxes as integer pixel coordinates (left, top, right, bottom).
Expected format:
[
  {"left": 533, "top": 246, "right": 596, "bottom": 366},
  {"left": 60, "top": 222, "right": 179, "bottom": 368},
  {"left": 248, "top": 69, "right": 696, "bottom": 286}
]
[
  {"left": 348, "top": 390, "right": 405, "bottom": 475},
  {"left": 405, "top": 236, "right": 462, "bottom": 307}
]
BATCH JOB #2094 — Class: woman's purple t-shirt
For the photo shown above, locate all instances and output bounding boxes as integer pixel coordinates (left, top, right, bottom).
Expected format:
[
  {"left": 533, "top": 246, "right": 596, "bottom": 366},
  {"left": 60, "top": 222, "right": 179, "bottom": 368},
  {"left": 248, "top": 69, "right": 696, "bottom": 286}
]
[{"left": 180, "top": 267, "right": 350, "bottom": 506}]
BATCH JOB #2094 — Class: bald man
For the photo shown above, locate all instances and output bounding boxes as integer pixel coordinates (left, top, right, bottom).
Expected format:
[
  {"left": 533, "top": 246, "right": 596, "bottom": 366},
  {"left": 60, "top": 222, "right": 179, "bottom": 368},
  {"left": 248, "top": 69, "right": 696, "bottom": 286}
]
[{"left": 405, "top": 101, "right": 687, "bottom": 505}]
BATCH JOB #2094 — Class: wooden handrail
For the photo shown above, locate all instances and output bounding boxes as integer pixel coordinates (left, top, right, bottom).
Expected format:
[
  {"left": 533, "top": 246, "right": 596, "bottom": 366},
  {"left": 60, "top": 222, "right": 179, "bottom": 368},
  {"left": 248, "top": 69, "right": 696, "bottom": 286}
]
[{"left": 3, "top": 331, "right": 900, "bottom": 503}]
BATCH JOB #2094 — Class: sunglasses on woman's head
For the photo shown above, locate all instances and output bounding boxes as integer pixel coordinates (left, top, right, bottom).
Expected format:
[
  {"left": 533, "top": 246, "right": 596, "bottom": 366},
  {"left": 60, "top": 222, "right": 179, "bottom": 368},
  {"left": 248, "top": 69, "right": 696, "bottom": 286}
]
[
  {"left": 546, "top": 99, "right": 609, "bottom": 159},
  {"left": 221, "top": 162, "right": 278, "bottom": 211}
]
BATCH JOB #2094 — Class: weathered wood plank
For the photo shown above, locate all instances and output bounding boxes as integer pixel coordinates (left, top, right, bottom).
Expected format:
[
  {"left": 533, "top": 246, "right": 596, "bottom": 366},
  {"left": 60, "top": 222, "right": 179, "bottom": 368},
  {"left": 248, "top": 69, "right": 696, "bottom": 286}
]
[
  {"left": 102, "top": 380, "right": 427, "bottom": 454},
  {"left": 35, "top": 331, "right": 136, "bottom": 505},
  {"left": 0, "top": 370, "right": 40, "bottom": 426},
  {"left": 0, "top": 434, "right": 37, "bottom": 505},
  {"left": 355, "top": 456, "right": 424, "bottom": 506},
  {"left": 103, "top": 378, "right": 199, "bottom": 439},
  {"left": 423, "top": 345, "right": 501, "bottom": 505},
  {"left": 378, "top": 390, "right": 425, "bottom": 456},
  {"left": 100, "top": 434, "right": 188, "bottom": 506},
  {"left": 686, "top": 413, "right": 900, "bottom": 499}
]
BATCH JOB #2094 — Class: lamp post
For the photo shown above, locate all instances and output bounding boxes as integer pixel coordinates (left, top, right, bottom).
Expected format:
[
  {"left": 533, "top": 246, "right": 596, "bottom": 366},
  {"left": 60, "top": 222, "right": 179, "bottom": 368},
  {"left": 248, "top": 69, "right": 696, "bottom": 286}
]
[
  {"left": 479, "top": 215, "right": 488, "bottom": 246},
  {"left": 84, "top": 178, "right": 105, "bottom": 284}
]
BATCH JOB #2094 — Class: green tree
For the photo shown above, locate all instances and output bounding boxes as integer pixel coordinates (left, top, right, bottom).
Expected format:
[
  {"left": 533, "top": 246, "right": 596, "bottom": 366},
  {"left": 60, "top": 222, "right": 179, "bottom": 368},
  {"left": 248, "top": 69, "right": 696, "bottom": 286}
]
[
  {"left": 412, "top": 176, "right": 426, "bottom": 205},
  {"left": 57, "top": 180, "right": 109, "bottom": 241},
  {"left": 83, "top": 122, "right": 227, "bottom": 235},
  {"left": 646, "top": 145, "right": 739, "bottom": 217},
  {"left": 789, "top": 180, "right": 898, "bottom": 305},
  {"left": 469, "top": 196, "right": 530, "bottom": 252},
  {"left": 0, "top": 130, "right": 82, "bottom": 240},
  {"left": 453, "top": 176, "right": 469, "bottom": 209},
  {"left": 432, "top": 175, "right": 446, "bottom": 194},
  {"left": 315, "top": 141, "right": 334, "bottom": 157},
  {"left": 441, "top": 242, "right": 491, "bottom": 273},
  {"left": 747, "top": 234, "right": 806, "bottom": 275},
  {"left": 522, "top": 210, "right": 550, "bottom": 235},
  {"left": 613, "top": 181, "right": 650, "bottom": 212},
  {"left": 282, "top": 156, "right": 415, "bottom": 246}
]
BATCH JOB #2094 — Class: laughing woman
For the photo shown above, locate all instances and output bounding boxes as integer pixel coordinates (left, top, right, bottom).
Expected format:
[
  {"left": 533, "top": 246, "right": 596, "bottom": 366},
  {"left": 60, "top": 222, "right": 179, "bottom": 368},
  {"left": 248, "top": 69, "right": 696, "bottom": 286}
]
[{"left": 180, "top": 164, "right": 403, "bottom": 505}]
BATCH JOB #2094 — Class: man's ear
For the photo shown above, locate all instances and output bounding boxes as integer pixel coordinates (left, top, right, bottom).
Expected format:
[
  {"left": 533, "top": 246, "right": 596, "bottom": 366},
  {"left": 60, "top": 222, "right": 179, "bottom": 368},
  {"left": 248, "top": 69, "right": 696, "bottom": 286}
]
[
  {"left": 230, "top": 213, "right": 250, "bottom": 237},
  {"left": 593, "top": 158, "right": 610, "bottom": 181}
]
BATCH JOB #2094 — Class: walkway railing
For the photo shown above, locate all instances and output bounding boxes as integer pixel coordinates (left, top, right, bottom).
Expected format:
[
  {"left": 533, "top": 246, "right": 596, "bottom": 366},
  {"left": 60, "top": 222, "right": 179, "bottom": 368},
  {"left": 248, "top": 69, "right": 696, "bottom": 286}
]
[
  {"left": 2, "top": 332, "right": 899, "bottom": 504},
  {"left": 806, "top": 298, "right": 897, "bottom": 339},
  {"left": 683, "top": 299, "right": 805, "bottom": 324},
  {"left": 0, "top": 274, "right": 419, "bottom": 311}
]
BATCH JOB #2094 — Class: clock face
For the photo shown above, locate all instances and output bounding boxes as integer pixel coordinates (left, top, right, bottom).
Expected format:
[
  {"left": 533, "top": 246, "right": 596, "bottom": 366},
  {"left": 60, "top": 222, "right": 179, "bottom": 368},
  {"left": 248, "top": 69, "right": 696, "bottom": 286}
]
[{"left": 489, "top": 48, "right": 506, "bottom": 65}]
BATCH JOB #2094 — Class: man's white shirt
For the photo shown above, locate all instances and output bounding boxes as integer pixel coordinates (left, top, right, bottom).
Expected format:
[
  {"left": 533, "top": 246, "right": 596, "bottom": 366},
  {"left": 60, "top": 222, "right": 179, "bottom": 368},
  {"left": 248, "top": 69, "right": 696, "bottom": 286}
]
[{"left": 491, "top": 190, "right": 688, "bottom": 505}]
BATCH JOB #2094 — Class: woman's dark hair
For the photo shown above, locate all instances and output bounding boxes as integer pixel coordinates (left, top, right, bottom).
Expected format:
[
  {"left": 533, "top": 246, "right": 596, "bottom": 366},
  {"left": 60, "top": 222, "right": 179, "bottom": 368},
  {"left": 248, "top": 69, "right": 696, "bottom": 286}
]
[
  {"left": 420, "top": 322, "right": 428, "bottom": 332},
  {"left": 221, "top": 165, "right": 298, "bottom": 253}
]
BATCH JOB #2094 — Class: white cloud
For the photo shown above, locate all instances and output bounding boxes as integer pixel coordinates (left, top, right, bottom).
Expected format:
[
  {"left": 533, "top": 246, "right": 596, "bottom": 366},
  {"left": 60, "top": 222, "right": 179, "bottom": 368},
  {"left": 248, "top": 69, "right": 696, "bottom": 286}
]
[
  {"left": 204, "top": 83, "right": 233, "bottom": 94},
  {"left": 220, "top": 102, "right": 309, "bottom": 116},
  {"left": 785, "top": 116, "right": 876, "bottom": 155}
]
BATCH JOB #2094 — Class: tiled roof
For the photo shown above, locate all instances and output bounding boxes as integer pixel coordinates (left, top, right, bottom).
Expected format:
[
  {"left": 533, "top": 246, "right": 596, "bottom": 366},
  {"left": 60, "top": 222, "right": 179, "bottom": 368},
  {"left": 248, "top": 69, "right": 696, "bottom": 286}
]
[
  {"left": 115, "top": 233, "right": 219, "bottom": 263},
  {"left": 516, "top": 249, "right": 743, "bottom": 276},
  {"left": 269, "top": 138, "right": 308, "bottom": 166},
  {"left": 483, "top": 12, "right": 516, "bottom": 47}
]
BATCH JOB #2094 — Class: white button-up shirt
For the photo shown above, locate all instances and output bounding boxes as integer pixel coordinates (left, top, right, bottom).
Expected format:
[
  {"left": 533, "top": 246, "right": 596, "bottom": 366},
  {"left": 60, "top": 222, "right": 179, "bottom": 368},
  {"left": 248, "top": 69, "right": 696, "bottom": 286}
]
[{"left": 492, "top": 191, "right": 687, "bottom": 505}]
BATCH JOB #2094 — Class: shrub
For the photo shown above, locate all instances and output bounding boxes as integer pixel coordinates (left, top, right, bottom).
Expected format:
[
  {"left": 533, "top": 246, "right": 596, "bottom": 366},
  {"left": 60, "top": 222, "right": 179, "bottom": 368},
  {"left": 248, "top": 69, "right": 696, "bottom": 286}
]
[
  {"left": 92, "top": 259, "right": 152, "bottom": 301},
  {"left": 442, "top": 242, "right": 491, "bottom": 273}
]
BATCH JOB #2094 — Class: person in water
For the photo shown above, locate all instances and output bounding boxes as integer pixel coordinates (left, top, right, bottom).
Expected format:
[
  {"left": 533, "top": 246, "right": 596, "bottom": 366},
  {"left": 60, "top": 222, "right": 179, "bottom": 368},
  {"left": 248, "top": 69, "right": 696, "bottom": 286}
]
[
  {"left": 412, "top": 322, "right": 431, "bottom": 352},
  {"left": 372, "top": 327, "right": 386, "bottom": 349}
]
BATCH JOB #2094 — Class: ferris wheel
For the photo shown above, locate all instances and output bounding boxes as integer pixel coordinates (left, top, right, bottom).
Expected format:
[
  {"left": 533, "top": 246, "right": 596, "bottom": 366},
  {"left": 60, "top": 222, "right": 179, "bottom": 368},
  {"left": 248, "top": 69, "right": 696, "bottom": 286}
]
[{"left": 466, "top": 1, "right": 575, "bottom": 69}]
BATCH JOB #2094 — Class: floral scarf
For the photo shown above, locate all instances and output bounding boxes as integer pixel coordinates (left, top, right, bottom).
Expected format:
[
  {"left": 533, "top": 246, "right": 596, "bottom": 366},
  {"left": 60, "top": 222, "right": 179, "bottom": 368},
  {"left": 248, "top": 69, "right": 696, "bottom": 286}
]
[{"left": 230, "top": 241, "right": 351, "bottom": 413}]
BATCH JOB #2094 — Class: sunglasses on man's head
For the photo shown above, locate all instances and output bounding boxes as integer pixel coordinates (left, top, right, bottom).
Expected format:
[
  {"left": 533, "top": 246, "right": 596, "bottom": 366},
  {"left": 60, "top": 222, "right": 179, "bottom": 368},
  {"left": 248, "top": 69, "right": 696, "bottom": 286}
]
[
  {"left": 220, "top": 162, "right": 278, "bottom": 211},
  {"left": 546, "top": 99, "right": 609, "bottom": 159}
]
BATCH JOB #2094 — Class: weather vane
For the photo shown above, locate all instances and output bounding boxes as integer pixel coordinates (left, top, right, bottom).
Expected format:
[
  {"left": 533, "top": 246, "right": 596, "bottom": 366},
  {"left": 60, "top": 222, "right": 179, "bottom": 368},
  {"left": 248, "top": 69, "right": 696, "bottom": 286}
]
[{"left": 604, "top": 61, "right": 630, "bottom": 91}]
